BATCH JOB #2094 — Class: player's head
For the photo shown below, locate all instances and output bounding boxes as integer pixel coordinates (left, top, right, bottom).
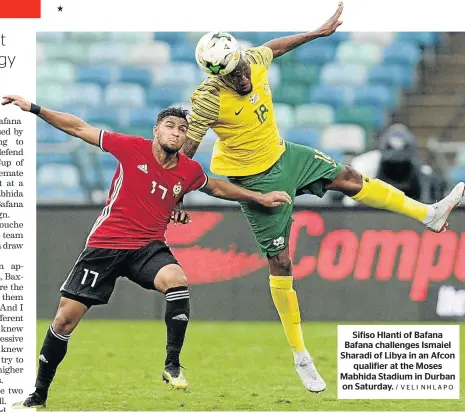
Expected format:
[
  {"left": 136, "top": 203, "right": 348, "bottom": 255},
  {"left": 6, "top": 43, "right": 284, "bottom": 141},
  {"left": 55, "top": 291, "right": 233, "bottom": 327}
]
[
  {"left": 195, "top": 31, "right": 252, "bottom": 96},
  {"left": 153, "top": 107, "right": 189, "bottom": 154}
]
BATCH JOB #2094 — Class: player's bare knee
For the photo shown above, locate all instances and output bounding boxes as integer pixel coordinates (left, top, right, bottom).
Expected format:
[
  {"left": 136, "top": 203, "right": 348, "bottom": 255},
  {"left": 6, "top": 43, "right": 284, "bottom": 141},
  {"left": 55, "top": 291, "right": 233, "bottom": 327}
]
[
  {"left": 52, "top": 298, "right": 87, "bottom": 335},
  {"left": 52, "top": 313, "right": 78, "bottom": 335},
  {"left": 269, "top": 252, "right": 292, "bottom": 276},
  {"left": 154, "top": 264, "right": 188, "bottom": 293},
  {"left": 327, "top": 165, "right": 363, "bottom": 196}
]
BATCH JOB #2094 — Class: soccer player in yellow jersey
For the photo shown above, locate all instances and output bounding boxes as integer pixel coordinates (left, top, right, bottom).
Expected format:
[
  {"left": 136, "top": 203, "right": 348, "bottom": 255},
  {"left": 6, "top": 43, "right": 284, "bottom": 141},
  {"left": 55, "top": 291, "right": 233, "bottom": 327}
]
[{"left": 178, "top": 2, "right": 465, "bottom": 393}]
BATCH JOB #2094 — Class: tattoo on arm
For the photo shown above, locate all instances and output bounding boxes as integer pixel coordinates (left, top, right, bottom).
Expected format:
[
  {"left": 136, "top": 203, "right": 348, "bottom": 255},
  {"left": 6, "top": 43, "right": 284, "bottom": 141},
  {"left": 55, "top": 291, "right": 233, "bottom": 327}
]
[{"left": 181, "top": 138, "right": 200, "bottom": 159}]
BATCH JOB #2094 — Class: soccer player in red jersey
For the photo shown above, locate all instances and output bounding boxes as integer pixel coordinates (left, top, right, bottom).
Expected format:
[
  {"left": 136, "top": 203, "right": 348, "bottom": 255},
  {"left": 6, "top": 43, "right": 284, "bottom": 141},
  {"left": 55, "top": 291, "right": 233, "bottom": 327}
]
[{"left": 2, "top": 95, "right": 291, "bottom": 409}]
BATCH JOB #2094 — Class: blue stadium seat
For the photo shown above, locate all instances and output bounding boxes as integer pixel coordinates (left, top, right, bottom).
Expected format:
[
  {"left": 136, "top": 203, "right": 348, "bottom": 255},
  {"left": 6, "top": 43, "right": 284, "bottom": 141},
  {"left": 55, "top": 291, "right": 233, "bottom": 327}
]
[
  {"left": 88, "top": 43, "right": 128, "bottom": 65},
  {"left": 320, "top": 63, "right": 367, "bottom": 86},
  {"left": 76, "top": 66, "right": 118, "bottom": 87},
  {"left": 383, "top": 42, "right": 421, "bottom": 66},
  {"left": 37, "top": 152, "right": 75, "bottom": 168},
  {"left": 325, "top": 149, "right": 344, "bottom": 162},
  {"left": 63, "top": 83, "right": 102, "bottom": 106},
  {"left": 353, "top": 85, "right": 397, "bottom": 110},
  {"left": 171, "top": 42, "right": 196, "bottom": 63},
  {"left": 449, "top": 166, "right": 465, "bottom": 186},
  {"left": 102, "top": 167, "right": 119, "bottom": 188},
  {"left": 74, "top": 145, "right": 100, "bottom": 188},
  {"left": 368, "top": 64, "right": 414, "bottom": 88},
  {"left": 147, "top": 86, "right": 183, "bottom": 106},
  {"left": 128, "top": 107, "right": 162, "bottom": 127},
  {"left": 295, "top": 44, "right": 336, "bottom": 66},
  {"left": 36, "top": 32, "right": 65, "bottom": 43},
  {"left": 105, "top": 83, "right": 146, "bottom": 108},
  {"left": 85, "top": 107, "right": 121, "bottom": 128},
  {"left": 97, "top": 151, "right": 118, "bottom": 169},
  {"left": 313, "top": 31, "right": 349, "bottom": 46},
  {"left": 37, "top": 186, "right": 87, "bottom": 203},
  {"left": 119, "top": 67, "right": 153, "bottom": 88},
  {"left": 396, "top": 32, "right": 440, "bottom": 47},
  {"left": 38, "top": 163, "right": 81, "bottom": 188},
  {"left": 193, "top": 152, "right": 212, "bottom": 173},
  {"left": 285, "top": 128, "right": 321, "bottom": 147},
  {"left": 309, "top": 85, "right": 350, "bottom": 109},
  {"left": 154, "top": 32, "right": 188, "bottom": 44},
  {"left": 231, "top": 32, "right": 261, "bottom": 45},
  {"left": 154, "top": 63, "right": 198, "bottom": 86},
  {"left": 255, "top": 32, "right": 299, "bottom": 44},
  {"left": 37, "top": 126, "right": 70, "bottom": 144}
]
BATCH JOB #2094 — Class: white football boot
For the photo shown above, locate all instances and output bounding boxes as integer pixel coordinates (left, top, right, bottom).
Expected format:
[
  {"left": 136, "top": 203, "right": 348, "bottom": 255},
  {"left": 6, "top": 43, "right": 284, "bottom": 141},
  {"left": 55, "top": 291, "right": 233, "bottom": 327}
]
[{"left": 294, "top": 352, "right": 326, "bottom": 393}]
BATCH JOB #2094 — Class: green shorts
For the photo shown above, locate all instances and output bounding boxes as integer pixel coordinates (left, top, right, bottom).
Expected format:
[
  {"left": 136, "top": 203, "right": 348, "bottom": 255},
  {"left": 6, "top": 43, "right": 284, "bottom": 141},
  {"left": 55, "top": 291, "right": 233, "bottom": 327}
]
[{"left": 228, "top": 141, "right": 344, "bottom": 257}]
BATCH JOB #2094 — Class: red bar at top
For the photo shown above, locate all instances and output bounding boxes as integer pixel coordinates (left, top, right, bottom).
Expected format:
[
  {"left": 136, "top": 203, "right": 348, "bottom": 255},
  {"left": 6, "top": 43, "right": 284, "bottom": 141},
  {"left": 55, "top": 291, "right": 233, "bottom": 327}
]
[{"left": 0, "top": 0, "right": 41, "bottom": 18}]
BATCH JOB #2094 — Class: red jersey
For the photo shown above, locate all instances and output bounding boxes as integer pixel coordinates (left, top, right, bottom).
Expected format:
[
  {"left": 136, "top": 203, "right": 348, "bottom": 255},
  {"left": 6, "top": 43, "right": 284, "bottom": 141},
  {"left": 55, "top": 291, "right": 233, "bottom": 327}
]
[{"left": 86, "top": 130, "right": 208, "bottom": 249}]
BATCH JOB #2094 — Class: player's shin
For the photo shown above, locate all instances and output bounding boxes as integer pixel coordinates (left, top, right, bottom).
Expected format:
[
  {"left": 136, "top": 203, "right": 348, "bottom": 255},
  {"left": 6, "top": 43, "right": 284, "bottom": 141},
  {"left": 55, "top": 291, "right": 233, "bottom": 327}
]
[
  {"left": 35, "top": 325, "right": 71, "bottom": 400},
  {"left": 269, "top": 275, "right": 306, "bottom": 356},
  {"left": 351, "top": 176, "right": 433, "bottom": 223},
  {"left": 164, "top": 286, "right": 190, "bottom": 366}
]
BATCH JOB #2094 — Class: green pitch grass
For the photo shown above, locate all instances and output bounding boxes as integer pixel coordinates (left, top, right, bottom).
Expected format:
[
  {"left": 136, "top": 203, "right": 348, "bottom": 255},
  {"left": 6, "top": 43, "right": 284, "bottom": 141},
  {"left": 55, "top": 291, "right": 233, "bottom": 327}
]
[{"left": 36, "top": 320, "right": 463, "bottom": 411}]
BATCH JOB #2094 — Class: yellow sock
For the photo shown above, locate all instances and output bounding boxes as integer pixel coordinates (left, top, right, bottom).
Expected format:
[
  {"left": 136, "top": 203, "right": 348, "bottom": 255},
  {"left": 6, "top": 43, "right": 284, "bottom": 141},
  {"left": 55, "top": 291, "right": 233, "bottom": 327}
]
[
  {"left": 269, "top": 275, "right": 305, "bottom": 352},
  {"left": 352, "top": 176, "right": 430, "bottom": 222}
]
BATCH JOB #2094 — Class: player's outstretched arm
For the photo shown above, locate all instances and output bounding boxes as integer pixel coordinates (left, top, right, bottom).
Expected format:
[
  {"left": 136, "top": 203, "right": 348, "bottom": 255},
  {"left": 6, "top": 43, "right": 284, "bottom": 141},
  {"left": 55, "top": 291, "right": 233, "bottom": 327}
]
[
  {"left": 201, "top": 177, "right": 292, "bottom": 207},
  {"left": 1, "top": 95, "right": 100, "bottom": 147},
  {"left": 262, "top": 1, "right": 343, "bottom": 58}
]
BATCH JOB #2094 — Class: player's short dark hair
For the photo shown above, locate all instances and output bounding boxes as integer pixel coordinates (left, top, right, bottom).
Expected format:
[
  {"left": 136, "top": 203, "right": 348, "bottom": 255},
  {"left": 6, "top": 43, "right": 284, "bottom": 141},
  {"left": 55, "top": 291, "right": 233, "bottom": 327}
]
[{"left": 156, "top": 107, "right": 189, "bottom": 126}]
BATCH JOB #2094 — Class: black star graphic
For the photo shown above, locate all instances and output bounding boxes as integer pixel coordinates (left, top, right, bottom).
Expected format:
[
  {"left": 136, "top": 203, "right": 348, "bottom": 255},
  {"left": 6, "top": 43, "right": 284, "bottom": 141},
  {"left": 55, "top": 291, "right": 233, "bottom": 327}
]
[{"left": 57, "top": 5, "right": 63, "bottom": 11}]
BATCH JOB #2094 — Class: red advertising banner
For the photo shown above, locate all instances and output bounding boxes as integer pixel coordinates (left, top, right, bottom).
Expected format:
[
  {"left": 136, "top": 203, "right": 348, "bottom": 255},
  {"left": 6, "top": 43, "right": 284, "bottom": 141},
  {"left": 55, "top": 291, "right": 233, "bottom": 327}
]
[{"left": 0, "top": 0, "right": 41, "bottom": 18}]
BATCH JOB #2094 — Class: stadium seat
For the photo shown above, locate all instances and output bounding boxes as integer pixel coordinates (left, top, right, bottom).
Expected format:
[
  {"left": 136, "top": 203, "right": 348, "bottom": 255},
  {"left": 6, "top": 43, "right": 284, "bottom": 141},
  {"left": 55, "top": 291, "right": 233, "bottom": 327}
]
[
  {"left": 36, "top": 32, "right": 66, "bottom": 43},
  {"left": 334, "top": 106, "right": 384, "bottom": 131},
  {"left": 36, "top": 43, "right": 45, "bottom": 64},
  {"left": 170, "top": 42, "right": 196, "bottom": 63},
  {"left": 41, "top": 42, "right": 88, "bottom": 64},
  {"left": 336, "top": 41, "right": 383, "bottom": 66},
  {"left": 85, "top": 107, "right": 121, "bottom": 128},
  {"left": 37, "top": 152, "right": 75, "bottom": 168},
  {"left": 147, "top": 86, "right": 183, "bottom": 107},
  {"left": 102, "top": 167, "right": 118, "bottom": 188},
  {"left": 279, "top": 64, "right": 320, "bottom": 86},
  {"left": 320, "top": 63, "right": 367, "bottom": 86},
  {"left": 449, "top": 166, "right": 465, "bottom": 186},
  {"left": 37, "top": 186, "right": 87, "bottom": 204},
  {"left": 383, "top": 42, "right": 421, "bottom": 66},
  {"left": 353, "top": 85, "right": 397, "bottom": 110},
  {"left": 37, "top": 126, "right": 71, "bottom": 144},
  {"left": 154, "top": 63, "right": 198, "bottom": 86},
  {"left": 349, "top": 32, "right": 395, "bottom": 45},
  {"left": 396, "top": 32, "right": 440, "bottom": 47},
  {"left": 106, "top": 32, "right": 154, "bottom": 43},
  {"left": 96, "top": 151, "right": 119, "bottom": 169},
  {"left": 456, "top": 150, "right": 465, "bottom": 166},
  {"left": 37, "top": 62, "right": 75, "bottom": 84},
  {"left": 308, "top": 85, "right": 351, "bottom": 109},
  {"left": 88, "top": 43, "right": 128, "bottom": 65},
  {"left": 74, "top": 145, "right": 100, "bottom": 188},
  {"left": 119, "top": 67, "right": 153, "bottom": 88},
  {"left": 313, "top": 31, "right": 349, "bottom": 46},
  {"left": 193, "top": 152, "right": 212, "bottom": 173},
  {"left": 154, "top": 32, "right": 188, "bottom": 44},
  {"left": 76, "top": 66, "right": 118, "bottom": 87},
  {"left": 68, "top": 32, "right": 107, "bottom": 43},
  {"left": 128, "top": 42, "right": 171, "bottom": 65},
  {"left": 295, "top": 104, "right": 335, "bottom": 128},
  {"left": 368, "top": 64, "right": 415, "bottom": 88},
  {"left": 295, "top": 44, "right": 336, "bottom": 66},
  {"left": 105, "top": 83, "right": 146, "bottom": 108},
  {"left": 285, "top": 128, "right": 321, "bottom": 147},
  {"left": 273, "top": 84, "right": 309, "bottom": 106},
  {"left": 62, "top": 83, "right": 102, "bottom": 107},
  {"left": 274, "top": 104, "right": 295, "bottom": 128},
  {"left": 321, "top": 124, "right": 366, "bottom": 154},
  {"left": 38, "top": 163, "right": 81, "bottom": 189},
  {"left": 37, "top": 85, "right": 66, "bottom": 107},
  {"left": 127, "top": 107, "right": 162, "bottom": 128},
  {"left": 267, "top": 65, "right": 281, "bottom": 87},
  {"left": 231, "top": 32, "right": 261, "bottom": 45}
]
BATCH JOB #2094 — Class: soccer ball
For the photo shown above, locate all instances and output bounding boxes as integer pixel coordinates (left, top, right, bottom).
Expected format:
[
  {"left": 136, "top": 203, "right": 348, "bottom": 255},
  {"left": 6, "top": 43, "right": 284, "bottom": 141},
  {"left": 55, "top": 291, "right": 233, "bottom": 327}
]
[{"left": 195, "top": 32, "right": 241, "bottom": 76}]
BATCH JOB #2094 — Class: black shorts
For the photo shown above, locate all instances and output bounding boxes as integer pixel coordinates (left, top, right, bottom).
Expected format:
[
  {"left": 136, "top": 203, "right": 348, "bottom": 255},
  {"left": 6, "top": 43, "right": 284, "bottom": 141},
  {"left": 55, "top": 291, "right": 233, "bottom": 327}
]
[{"left": 60, "top": 240, "right": 179, "bottom": 306}]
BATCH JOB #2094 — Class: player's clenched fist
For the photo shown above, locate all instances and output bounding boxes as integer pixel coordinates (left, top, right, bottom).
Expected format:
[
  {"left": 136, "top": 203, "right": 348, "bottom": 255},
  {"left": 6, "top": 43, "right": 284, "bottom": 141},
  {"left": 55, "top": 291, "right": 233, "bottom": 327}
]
[{"left": 1, "top": 95, "right": 32, "bottom": 111}]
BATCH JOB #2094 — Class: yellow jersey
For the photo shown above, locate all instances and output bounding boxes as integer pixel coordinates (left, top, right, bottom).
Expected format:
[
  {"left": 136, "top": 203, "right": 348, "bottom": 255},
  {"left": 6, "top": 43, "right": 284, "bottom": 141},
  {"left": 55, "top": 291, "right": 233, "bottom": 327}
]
[{"left": 187, "top": 46, "right": 285, "bottom": 177}]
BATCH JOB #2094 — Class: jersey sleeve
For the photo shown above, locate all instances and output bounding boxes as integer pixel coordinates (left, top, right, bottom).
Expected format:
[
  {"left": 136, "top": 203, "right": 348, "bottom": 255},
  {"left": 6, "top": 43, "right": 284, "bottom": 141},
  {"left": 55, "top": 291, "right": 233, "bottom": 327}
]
[
  {"left": 188, "top": 161, "right": 209, "bottom": 192},
  {"left": 186, "top": 83, "right": 221, "bottom": 143},
  {"left": 100, "top": 130, "right": 136, "bottom": 160},
  {"left": 246, "top": 46, "right": 274, "bottom": 69}
]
